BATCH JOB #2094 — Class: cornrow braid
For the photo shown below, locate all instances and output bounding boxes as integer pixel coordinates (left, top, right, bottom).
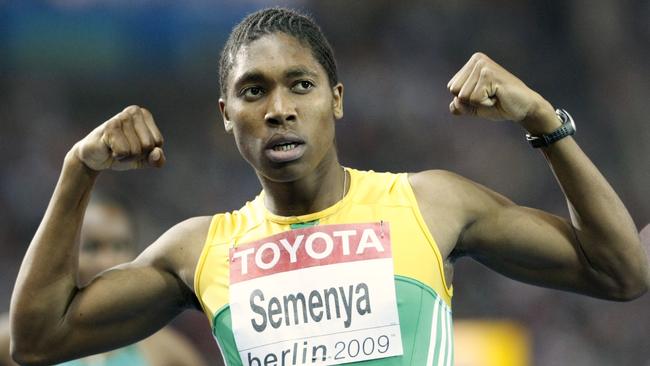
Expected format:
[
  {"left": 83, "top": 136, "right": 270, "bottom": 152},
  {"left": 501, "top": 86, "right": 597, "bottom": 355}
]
[{"left": 218, "top": 7, "right": 338, "bottom": 97}]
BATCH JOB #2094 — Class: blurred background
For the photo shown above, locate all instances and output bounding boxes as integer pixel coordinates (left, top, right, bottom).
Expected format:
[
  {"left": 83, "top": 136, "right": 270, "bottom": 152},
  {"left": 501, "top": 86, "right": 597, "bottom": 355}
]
[{"left": 1, "top": 0, "right": 649, "bottom": 365}]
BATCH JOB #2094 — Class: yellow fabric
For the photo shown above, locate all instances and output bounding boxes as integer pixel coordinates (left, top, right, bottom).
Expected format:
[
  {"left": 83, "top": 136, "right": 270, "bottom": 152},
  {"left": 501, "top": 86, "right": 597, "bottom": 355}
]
[{"left": 194, "top": 168, "right": 452, "bottom": 323}]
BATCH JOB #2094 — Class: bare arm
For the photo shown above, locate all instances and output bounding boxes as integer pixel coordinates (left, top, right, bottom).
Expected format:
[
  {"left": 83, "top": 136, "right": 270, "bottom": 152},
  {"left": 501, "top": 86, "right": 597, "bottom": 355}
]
[
  {"left": 10, "top": 106, "right": 209, "bottom": 365},
  {"left": 411, "top": 53, "right": 648, "bottom": 301},
  {"left": 640, "top": 224, "right": 650, "bottom": 285},
  {"left": 0, "top": 315, "right": 17, "bottom": 366}
]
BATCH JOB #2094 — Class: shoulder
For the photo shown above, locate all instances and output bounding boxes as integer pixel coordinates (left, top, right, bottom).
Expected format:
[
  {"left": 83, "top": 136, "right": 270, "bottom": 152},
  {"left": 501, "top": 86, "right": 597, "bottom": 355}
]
[
  {"left": 408, "top": 169, "right": 465, "bottom": 191},
  {"left": 408, "top": 169, "right": 513, "bottom": 214},
  {"left": 134, "top": 216, "right": 214, "bottom": 293},
  {"left": 407, "top": 170, "right": 516, "bottom": 258},
  {"left": 641, "top": 224, "right": 650, "bottom": 245}
]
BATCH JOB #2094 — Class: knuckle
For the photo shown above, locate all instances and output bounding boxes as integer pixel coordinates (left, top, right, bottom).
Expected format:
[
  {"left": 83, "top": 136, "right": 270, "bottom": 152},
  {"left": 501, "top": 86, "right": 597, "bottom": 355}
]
[
  {"left": 472, "top": 51, "right": 486, "bottom": 60},
  {"left": 141, "top": 138, "right": 154, "bottom": 150},
  {"left": 124, "top": 105, "right": 141, "bottom": 114},
  {"left": 479, "top": 67, "right": 493, "bottom": 78},
  {"left": 105, "top": 121, "right": 121, "bottom": 133},
  {"left": 121, "top": 113, "right": 135, "bottom": 125}
]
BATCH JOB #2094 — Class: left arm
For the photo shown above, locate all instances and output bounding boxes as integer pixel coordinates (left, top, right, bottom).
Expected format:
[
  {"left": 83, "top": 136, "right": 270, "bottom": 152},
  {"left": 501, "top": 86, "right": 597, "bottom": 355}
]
[
  {"left": 640, "top": 224, "right": 650, "bottom": 286},
  {"left": 421, "top": 52, "right": 647, "bottom": 300}
]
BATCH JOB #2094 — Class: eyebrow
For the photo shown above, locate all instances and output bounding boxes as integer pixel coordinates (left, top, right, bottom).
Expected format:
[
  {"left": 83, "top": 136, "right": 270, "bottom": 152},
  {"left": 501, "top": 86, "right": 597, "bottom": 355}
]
[
  {"left": 233, "top": 70, "right": 267, "bottom": 91},
  {"left": 284, "top": 66, "right": 319, "bottom": 80},
  {"left": 232, "top": 66, "right": 320, "bottom": 92}
]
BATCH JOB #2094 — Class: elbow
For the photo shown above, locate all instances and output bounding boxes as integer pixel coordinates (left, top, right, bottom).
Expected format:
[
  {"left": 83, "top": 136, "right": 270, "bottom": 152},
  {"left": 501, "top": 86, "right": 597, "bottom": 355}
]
[
  {"left": 610, "top": 283, "right": 647, "bottom": 302},
  {"left": 11, "top": 345, "right": 50, "bottom": 366},
  {"left": 603, "top": 272, "right": 649, "bottom": 302},
  {"left": 594, "top": 246, "right": 650, "bottom": 301},
  {"left": 10, "top": 333, "right": 62, "bottom": 366}
]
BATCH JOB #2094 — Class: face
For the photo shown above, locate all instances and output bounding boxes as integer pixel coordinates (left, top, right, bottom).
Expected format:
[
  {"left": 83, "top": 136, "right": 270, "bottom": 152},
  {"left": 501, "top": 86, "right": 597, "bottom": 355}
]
[
  {"left": 219, "top": 32, "right": 344, "bottom": 183},
  {"left": 78, "top": 203, "right": 135, "bottom": 284}
]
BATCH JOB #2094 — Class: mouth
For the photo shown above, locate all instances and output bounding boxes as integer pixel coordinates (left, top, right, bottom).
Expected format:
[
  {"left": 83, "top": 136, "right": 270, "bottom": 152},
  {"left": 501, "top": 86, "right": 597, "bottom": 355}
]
[
  {"left": 271, "top": 142, "right": 302, "bottom": 152},
  {"left": 264, "top": 135, "right": 307, "bottom": 163}
]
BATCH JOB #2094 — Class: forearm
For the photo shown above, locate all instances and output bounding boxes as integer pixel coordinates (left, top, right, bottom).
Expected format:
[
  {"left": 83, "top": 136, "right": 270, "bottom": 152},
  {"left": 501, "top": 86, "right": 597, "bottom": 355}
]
[
  {"left": 10, "top": 149, "right": 98, "bottom": 346},
  {"left": 531, "top": 109, "right": 648, "bottom": 297}
]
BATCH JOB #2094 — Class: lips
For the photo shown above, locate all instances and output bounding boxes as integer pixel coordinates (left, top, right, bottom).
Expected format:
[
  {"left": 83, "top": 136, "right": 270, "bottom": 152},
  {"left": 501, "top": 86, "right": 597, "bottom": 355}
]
[{"left": 264, "top": 134, "right": 306, "bottom": 163}]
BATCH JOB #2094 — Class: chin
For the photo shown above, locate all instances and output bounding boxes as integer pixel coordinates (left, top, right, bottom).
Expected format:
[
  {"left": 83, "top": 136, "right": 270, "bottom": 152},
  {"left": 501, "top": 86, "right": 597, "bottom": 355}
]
[{"left": 257, "top": 160, "right": 311, "bottom": 183}]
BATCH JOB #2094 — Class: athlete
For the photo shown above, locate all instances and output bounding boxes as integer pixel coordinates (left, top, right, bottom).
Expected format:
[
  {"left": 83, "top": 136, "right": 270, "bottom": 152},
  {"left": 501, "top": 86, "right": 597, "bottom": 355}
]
[
  {"left": 1, "top": 198, "right": 206, "bottom": 366},
  {"left": 9, "top": 7, "right": 648, "bottom": 366}
]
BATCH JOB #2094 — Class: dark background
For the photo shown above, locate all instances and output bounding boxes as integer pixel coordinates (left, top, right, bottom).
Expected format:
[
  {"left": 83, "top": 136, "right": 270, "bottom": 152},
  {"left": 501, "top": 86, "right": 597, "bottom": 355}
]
[{"left": 1, "top": 1, "right": 649, "bottom": 365}]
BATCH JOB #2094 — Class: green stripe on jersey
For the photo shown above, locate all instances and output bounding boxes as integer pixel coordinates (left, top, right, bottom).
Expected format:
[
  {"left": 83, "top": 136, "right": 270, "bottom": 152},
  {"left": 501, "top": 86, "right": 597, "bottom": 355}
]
[
  {"left": 290, "top": 219, "right": 320, "bottom": 229},
  {"left": 212, "top": 275, "right": 453, "bottom": 365}
]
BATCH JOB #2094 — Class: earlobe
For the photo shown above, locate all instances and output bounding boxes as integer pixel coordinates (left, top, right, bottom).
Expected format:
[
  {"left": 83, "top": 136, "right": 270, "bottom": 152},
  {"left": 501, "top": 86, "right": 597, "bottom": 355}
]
[
  {"left": 332, "top": 83, "right": 344, "bottom": 120},
  {"left": 219, "top": 98, "right": 233, "bottom": 133}
]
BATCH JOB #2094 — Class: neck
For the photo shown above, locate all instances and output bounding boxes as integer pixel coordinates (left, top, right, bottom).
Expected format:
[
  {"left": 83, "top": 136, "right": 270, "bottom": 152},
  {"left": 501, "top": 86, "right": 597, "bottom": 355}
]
[{"left": 260, "top": 152, "right": 347, "bottom": 217}]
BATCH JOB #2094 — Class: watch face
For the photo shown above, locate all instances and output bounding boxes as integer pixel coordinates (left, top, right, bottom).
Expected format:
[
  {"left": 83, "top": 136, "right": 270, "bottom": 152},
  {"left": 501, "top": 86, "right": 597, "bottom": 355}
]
[{"left": 558, "top": 109, "right": 576, "bottom": 133}]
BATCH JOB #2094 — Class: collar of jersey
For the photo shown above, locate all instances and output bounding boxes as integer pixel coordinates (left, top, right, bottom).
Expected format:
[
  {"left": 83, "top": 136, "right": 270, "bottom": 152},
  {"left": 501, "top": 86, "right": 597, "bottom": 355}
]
[{"left": 259, "top": 167, "right": 356, "bottom": 225}]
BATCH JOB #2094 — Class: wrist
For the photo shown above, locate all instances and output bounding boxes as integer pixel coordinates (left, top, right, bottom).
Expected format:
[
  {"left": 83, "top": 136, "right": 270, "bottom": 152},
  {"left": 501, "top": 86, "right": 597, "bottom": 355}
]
[
  {"left": 525, "top": 108, "right": 576, "bottom": 148},
  {"left": 63, "top": 146, "right": 100, "bottom": 180},
  {"left": 520, "top": 98, "right": 561, "bottom": 135}
]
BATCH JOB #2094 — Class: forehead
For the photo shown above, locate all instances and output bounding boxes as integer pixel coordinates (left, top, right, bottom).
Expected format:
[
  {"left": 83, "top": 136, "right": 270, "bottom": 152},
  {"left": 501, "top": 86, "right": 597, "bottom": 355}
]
[{"left": 229, "top": 33, "right": 325, "bottom": 84}]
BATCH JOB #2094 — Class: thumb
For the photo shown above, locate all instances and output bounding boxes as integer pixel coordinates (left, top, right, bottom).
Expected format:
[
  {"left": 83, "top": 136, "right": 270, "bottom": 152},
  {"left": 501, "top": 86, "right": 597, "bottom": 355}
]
[{"left": 147, "top": 147, "right": 166, "bottom": 168}]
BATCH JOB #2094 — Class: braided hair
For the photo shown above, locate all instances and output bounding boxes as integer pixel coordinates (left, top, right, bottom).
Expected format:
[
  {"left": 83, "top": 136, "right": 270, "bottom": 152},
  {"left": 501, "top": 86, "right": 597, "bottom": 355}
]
[{"left": 219, "top": 8, "right": 338, "bottom": 97}]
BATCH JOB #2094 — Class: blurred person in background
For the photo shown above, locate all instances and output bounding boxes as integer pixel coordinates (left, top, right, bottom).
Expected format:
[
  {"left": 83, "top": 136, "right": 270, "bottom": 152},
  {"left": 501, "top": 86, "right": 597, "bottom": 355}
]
[
  {"left": 0, "top": 197, "right": 207, "bottom": 366},
  {"left": 8, "top": 7, "right": 649, "bottom": 366}
]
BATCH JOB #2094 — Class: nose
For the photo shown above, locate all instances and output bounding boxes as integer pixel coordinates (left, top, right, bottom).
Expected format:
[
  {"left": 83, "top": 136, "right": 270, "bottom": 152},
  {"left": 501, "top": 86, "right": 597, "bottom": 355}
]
[{"left": 264, "top": 89, "right": 297, "bottom": 125}]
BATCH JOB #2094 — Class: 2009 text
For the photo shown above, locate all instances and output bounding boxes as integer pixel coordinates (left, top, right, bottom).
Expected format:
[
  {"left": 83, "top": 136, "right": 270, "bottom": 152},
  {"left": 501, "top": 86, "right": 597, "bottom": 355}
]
[{"left": 333, "top": 335, "right": 390, "bottom": 361}]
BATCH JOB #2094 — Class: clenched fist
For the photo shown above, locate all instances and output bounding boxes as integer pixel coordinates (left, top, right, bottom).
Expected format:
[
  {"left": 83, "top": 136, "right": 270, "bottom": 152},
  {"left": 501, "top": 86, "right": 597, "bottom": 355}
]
[
  {"left": 447, "top": 52, "right": 559, "bottom": 134},
  {"left": 73, "top": 105, "right": 166, "bottom": 171}
]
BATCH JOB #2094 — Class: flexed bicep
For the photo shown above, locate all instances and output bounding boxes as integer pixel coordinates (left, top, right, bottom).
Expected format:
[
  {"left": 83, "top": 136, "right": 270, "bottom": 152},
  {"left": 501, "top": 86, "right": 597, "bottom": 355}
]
[
  {"left": 458, "top": 203, "right": 608, "bottom": 296},
  {"left": 11, "top": 216, "right": 209, "bottom": 366}
]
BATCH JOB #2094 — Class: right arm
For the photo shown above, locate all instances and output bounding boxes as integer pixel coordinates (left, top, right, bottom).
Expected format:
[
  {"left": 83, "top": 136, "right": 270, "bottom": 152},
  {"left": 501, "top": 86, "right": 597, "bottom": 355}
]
[
  {"left": 9, "top": 106, "right": 207, "bottom": 365},
  {"left": 0, "top": 314, "right": 17, "bottom": 366}
]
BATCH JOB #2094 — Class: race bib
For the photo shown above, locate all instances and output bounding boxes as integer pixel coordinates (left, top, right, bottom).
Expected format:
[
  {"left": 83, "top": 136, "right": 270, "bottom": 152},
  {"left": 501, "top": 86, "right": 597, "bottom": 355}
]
[{"left": 229, "top": 222, "right": 403, "bottom": 365}]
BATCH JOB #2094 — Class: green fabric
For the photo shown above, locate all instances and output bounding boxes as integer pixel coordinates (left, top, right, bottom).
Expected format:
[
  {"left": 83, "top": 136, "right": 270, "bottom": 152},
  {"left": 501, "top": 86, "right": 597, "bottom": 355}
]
[
  {"left": 213, "top": 275, "right": 452, "bottom": 365},
  {"left": 56, "top": 345, "right": 148, "bottom": 366},
  {"left": 289, "top": 219, "right": 320, "bottom": 229}
]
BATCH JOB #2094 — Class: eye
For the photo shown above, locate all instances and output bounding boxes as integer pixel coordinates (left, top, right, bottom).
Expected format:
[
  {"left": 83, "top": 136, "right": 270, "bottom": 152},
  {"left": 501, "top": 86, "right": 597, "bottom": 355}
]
[
  {"left": 292, "top": 80, "right": 315, "bottom": 94},
  {"left": 240, "top": 86, "right": 265, "bottom": 100}
]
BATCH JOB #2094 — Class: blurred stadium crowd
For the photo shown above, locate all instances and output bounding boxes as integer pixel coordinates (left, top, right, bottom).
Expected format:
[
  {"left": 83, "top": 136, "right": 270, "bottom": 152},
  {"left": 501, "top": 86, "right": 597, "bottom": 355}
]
[{"left": 1, "top": 1, "right": 649, "bottom": 365}]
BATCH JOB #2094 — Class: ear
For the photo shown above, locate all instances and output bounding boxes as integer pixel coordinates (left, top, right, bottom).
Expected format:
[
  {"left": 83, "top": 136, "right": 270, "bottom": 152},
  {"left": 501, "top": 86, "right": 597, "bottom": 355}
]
[
  {"left": 332, "top": 83, "right": 344, "bottom": 120},
  {"left": 219, "top": 98, "right": 233, "bottom": 133}
]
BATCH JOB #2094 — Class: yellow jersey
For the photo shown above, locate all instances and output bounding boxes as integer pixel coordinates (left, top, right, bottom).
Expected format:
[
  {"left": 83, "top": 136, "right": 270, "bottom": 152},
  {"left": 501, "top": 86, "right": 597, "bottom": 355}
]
[{"left": 195, "top": 168, "right": 454, "bottom": 365}]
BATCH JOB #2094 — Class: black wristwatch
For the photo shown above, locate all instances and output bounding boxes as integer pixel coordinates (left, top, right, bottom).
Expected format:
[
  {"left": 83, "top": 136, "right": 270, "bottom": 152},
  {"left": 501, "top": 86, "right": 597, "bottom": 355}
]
[{"left": 525, "top": 109, "right": 576, "bottom": 148}]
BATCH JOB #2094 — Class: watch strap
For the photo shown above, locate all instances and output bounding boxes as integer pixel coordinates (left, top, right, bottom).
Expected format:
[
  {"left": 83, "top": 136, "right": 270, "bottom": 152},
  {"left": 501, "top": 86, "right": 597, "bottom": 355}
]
[{"left": 526, "top": 109, "right": 575, "bottom": 148}]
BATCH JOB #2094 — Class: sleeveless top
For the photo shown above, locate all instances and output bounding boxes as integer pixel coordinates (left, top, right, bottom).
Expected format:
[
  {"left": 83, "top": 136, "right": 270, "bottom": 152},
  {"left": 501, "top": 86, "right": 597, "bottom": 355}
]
[{"left": 195, "top": 168, "right": 454, "bottom": 365}]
